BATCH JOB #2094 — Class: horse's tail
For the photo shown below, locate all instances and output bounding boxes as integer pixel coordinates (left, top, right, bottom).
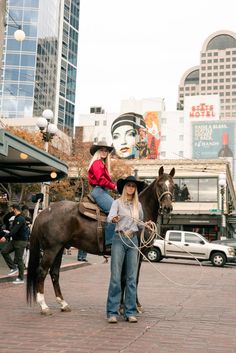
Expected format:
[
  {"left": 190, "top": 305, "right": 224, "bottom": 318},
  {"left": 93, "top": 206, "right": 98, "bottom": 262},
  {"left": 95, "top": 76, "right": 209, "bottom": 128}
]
[{"left": 26, "top": 223, "right": 41, "bottom": 304}]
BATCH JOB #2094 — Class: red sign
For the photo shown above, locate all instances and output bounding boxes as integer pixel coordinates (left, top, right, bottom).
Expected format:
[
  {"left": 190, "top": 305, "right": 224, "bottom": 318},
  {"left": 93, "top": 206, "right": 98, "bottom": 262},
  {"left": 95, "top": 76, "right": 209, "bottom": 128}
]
[{"left": 189, "top": 103, "right": 216, "bottom": 118}]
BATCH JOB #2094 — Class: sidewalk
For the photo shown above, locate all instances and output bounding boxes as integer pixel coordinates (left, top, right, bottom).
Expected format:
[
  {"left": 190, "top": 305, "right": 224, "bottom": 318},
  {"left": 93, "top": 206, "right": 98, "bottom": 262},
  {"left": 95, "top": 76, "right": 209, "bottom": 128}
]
[
  {"left": 1, "top": 256, "right": 236, "bottom": 353},
  {"left": 0, "top": 248, "right": 104, "bottom": 283}
]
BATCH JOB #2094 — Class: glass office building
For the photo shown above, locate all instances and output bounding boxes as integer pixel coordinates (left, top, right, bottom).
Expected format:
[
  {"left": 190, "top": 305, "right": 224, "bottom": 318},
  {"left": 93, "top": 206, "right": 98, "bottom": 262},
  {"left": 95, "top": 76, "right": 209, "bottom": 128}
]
[{"left": 0, "top": 0, "right": 79, "bottom": 135}]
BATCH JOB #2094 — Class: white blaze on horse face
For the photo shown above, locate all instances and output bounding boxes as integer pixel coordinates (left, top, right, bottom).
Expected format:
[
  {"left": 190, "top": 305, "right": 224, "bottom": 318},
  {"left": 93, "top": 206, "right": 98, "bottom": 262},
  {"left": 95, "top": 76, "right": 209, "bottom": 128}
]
[
  {"left": 56, "top": 296, "right": 69, "bottom": 309},
  {"left": 37, "top": 292, "right": 49, "bottom": 311},
  {"left": 165, "top": 180, "right": 170, "bottom": 190}
]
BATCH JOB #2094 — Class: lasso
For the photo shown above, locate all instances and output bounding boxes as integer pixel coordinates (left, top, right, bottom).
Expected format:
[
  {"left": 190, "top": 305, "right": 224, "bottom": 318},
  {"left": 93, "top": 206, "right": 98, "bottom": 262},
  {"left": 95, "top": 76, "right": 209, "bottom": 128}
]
[{"left": 116, "top": 216, "right": 204, "bottom": 287}]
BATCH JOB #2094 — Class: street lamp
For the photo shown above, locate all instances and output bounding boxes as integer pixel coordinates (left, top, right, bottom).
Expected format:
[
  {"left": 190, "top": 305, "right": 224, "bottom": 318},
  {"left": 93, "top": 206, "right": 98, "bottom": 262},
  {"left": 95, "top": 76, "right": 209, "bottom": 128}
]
[
  {"left": 4, "top": 9, "right": 25, "bottom": 41},
  {"left": 36, "top": 109, "right": 58, "bottom": 209},
  {"left": 36, "top": 109, "right": 58, "bottom": 152},
  {"left": 218, "top": 173, "right": 226, "bottom": 239}
]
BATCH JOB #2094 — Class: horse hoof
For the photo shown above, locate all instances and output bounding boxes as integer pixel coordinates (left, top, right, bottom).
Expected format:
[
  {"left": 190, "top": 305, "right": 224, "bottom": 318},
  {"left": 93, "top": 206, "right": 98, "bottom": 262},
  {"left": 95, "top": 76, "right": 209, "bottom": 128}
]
[
  {"left": 137, "top": 305, "right": 144, "bottom": 314},
  {"left": 41, "top": 308, "right": 52, "bottom": 316},
  {"left": 61, "top": 305, "right": 71, "bottom": 312}
]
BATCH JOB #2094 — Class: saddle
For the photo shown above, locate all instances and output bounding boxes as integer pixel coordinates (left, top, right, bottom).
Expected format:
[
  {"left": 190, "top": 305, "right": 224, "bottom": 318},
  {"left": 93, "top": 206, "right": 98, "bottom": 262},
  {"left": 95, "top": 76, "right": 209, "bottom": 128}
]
[{"left": 78, "top": 195, "right": 107, "bottom": 253}]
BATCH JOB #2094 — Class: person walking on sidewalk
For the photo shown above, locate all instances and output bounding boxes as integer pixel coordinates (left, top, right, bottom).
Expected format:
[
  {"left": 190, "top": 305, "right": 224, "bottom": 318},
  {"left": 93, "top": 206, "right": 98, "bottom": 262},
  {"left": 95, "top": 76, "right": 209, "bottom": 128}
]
[
  {"left": 106, "top": 176, "right": 146, "bottom": 324},
  {"left": 77, "top": 249, "right": 88, "bottom": 262},
  {"left": 0, "top": 204, "right": 29, "bottom": 284}
]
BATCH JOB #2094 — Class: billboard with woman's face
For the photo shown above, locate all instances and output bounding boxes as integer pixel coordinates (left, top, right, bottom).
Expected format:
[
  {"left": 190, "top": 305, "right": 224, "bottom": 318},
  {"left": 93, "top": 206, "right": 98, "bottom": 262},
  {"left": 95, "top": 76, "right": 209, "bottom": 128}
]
[{"left": 110, "top": 111, "right": 161, "bottom": 159}]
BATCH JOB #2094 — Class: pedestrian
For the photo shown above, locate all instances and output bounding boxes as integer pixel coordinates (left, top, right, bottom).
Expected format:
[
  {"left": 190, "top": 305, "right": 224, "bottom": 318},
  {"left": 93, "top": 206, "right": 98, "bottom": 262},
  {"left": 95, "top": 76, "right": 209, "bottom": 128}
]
[
  {"left": 77, "top": 249, "right": 88, "bottom": 262},
  {"left": 106, "top": 175, "right": 148, "bottom": 324},
  {"left": 0, "top": 204, "right": 29, "bottom": 284},
  {"left": 88, "top": 140, "right": 117, "bottom": 252}
]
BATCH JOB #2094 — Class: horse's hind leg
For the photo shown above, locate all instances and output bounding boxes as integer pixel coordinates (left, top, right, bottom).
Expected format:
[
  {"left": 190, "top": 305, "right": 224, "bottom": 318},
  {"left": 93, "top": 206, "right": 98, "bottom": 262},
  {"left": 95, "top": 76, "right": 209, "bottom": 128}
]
[
  {"left": 36, "top": 247, "right": 62, "bottom": 315},
  {"left": 36, "top": 250, "right": 56, "bottom": 315},
  {"left": 50, "top": 247, "right": 71, "bottom": 313}
]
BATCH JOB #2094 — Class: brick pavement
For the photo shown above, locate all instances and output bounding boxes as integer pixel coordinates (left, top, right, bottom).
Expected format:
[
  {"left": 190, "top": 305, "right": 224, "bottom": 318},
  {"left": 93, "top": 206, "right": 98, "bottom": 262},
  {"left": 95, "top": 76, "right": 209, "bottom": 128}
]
[{"left": 0, "top": 257, "right": 236, "bottom": 353}]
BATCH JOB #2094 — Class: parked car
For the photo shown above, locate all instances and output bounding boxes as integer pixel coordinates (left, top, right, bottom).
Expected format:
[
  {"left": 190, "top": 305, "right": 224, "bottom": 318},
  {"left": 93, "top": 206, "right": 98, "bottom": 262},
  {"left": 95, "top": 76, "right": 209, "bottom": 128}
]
[
  {"left": 211, "top": 239, "right": 236, "bottom": 255},
  {"left": 144, "top": 230, "right": 236, "bottom": 267}
]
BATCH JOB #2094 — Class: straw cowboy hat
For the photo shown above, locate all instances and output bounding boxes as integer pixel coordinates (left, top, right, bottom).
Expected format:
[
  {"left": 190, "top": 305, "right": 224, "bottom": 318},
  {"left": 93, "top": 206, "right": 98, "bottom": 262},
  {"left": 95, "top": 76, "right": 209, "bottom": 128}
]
[
  {"left": 117, "top": 175, "right": 145, "bottom": 195},
  {"left": 90, "top": 141, "right": 114, "bottom": 156}
]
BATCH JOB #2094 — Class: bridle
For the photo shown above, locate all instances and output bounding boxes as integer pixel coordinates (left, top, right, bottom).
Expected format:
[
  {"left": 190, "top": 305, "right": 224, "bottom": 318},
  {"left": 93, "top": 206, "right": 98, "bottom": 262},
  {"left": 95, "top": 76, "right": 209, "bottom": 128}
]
[{"left": 156, "top": 179, "right": 173, "bottom": 203}]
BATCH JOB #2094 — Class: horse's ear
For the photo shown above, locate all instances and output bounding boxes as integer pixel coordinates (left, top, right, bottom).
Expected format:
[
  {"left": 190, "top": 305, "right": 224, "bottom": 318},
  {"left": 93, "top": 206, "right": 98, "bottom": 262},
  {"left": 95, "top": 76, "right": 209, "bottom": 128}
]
[
  {"left": 169, "top": 168, "right": 175, "bottom": 178},
  {"left": 159, "top": 166, "right": 164, "bottom": 176}
]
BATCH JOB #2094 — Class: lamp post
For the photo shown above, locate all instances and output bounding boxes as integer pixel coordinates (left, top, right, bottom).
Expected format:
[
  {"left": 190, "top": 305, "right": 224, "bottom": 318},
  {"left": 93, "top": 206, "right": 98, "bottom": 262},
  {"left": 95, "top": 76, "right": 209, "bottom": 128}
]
[
  {"left": 4, "top": 9, "right": 25, "bottom": 41},
  {"left": 218, "top": 173, "right": 226, "bottom": 239},
  {"left": 36, "top": 109, "right": 58, "bottom": 209}
]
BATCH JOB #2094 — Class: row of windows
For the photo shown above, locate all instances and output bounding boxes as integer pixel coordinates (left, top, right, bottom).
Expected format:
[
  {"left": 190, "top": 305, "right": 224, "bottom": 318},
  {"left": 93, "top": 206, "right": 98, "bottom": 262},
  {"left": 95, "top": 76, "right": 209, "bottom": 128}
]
[
  {"left": 201, "top": 82, "right": 236, "bottom": 88},
  {"left": 201, "top": 51, "right": 236, "bottom": 57},
  {"left": 9, "top": 0, "right": 39, "bottom": 7},
  {"left": 202, "top": 59, "right": 236, "bottom": 64},
  {"left": 145, "top": 177, "right": 218, "bottom": 202},
  {"left": 5, "top": 53, "right": 36, "bottom": 67},
  {"left": 201, "top": 74, "right": 236, "bottom": 79},
  {"left": 94, "top": 120, "right": 107, "bottom": 126}
]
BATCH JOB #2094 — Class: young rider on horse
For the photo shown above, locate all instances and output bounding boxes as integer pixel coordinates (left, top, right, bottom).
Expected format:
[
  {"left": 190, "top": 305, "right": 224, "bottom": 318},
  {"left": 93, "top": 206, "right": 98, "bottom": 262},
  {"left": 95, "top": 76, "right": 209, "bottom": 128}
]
[
  {"left": 106, "top": 176, "right": 147, "bottom": 324},
  {"left": 88, "top": 141, "right": 117, "bottom": 252}
]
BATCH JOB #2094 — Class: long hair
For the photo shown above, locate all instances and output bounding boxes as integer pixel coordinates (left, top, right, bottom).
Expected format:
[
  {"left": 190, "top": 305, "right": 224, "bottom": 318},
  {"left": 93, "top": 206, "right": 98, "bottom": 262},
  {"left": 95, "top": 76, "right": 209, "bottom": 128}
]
[
  {"left": 120, "top": 185, "right": 139, "bottom": 219},
  {"left": 88, "top": 150, "right": 111, "bottom": 173}
]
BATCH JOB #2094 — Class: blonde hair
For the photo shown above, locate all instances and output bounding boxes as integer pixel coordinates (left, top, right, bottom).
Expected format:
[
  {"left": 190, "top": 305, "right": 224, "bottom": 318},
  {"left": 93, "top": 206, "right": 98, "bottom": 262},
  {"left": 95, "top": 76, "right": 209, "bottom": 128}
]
[
  {"left": 120, "top": 184, "right": 139, "bottom": 219},
  {"left": 88, "top": 149, "right": 111, "bottom": 172}
]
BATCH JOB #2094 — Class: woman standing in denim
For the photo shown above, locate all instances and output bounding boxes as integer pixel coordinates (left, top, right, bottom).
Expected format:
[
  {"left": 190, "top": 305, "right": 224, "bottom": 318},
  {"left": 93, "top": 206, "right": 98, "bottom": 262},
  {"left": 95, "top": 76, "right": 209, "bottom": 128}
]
[
  {"left": 106, "top": 176, "right": 146, "bottom": 324},
  {"left": 88, "top": 141, "right": 116, "bottom": 251}
]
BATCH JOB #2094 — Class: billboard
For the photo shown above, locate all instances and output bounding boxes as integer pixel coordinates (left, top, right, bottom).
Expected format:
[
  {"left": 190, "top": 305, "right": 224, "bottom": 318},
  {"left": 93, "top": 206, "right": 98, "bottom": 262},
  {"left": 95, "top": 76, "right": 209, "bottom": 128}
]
[
  {"left": 192, "top": 121, "right": 235, "bottom": 175},
  {"left": 110, "top": 111, "right": 161, "bottom": 160}
]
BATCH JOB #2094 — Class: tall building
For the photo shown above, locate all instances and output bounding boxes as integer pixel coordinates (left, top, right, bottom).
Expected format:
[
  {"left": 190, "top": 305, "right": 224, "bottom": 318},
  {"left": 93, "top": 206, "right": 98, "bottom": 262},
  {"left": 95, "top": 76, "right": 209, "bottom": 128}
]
[
  {"left": 0, "top": 0, "right": 80, "bottom": 136},
  {"left": 178, "top": 30, "right": 236, "bottom": 119}
]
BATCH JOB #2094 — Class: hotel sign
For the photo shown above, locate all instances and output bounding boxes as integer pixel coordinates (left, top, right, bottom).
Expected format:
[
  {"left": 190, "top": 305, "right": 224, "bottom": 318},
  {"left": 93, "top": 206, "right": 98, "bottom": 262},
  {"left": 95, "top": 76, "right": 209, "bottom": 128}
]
[{"left": 184, "top": 95, "right": 220, "bottom": 121}]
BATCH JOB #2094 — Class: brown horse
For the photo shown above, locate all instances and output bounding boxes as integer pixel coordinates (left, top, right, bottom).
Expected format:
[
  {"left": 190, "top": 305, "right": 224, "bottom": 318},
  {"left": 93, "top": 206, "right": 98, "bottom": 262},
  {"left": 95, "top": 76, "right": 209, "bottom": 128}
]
[{"left": 27, "top": 166, "right": 175, "bottom": 315}]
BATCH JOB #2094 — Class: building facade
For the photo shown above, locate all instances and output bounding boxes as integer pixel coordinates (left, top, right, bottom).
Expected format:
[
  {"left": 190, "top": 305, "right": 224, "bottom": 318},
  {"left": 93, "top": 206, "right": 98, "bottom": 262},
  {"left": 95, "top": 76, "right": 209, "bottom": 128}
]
[
  {"left": 130, "top": 159, "right": 236, "bottom": 240},
  {"left": 0, "top": 0, "right": 79, "bottom": 135},
  {"left": 178, "top": 30, "right": 236, "bottom": 120}
]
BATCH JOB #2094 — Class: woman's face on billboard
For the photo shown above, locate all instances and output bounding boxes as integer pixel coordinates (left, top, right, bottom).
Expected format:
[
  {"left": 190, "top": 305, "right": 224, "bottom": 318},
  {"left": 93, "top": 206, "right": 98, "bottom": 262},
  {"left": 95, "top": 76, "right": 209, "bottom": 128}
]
[{"left": 112, "top": 125, "right": 137, "bottom": 158}]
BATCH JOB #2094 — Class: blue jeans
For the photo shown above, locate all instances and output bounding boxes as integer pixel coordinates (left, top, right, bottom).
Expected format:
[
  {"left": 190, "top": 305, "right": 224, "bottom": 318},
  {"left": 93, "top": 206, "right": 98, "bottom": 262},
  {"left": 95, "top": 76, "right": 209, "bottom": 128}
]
[
  {"left": 106, "top": 233, "right": 138, "bottom": 318},
  {"left": 77, "top": 249, "right": 87, "bottom": 260},
  {"left": 91, "top": 186, "right": 115, "bottom": 245}
]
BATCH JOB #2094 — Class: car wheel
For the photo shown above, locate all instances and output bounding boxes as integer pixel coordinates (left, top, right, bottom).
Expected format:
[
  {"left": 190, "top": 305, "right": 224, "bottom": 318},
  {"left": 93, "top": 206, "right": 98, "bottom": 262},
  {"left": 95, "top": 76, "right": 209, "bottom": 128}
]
[
  {"left": 210, "top": 252, "right": 226, "bottom": 267},
  {"left": 146, "top": 247, "right": 162, "bottom": 262}
]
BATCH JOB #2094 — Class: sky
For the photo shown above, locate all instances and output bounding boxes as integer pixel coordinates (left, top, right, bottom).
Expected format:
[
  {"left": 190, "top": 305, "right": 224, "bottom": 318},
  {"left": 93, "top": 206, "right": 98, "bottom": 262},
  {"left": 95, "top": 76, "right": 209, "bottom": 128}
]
[{"left": 75, "top": 0, "right": 236, "bottom": 119}]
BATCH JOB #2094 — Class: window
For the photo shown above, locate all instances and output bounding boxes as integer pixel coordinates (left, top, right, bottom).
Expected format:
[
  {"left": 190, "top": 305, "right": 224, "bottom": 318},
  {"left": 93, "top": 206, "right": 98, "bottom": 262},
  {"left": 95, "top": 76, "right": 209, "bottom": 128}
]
[
  {"left": 168, "top": 232, "right": 181, "bottom": 242},
  {"left": 179, "top": 135, "right": 184, "bottom": 141},
  {"left": 94, "top": 120, "right": 99, "bottom": 126},
  {"left": 173, "top": 178, "right": 217, "bottom": 202},
  {"left": 185, "top": 233, "right": 204, "bottom": 244},
  {"left": 161, "top": 135, "right": 166, "bottom": 141},
  {"left": 160, "top": 151, "right": 166, "bottom": 157},
  {"left": 103, "top": 120, "right": 107, "bottom": 126}
]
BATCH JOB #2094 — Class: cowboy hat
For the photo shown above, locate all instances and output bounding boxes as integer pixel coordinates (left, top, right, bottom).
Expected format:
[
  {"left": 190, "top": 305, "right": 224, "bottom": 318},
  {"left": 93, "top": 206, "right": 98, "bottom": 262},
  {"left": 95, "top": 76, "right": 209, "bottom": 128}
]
[
  {"left": 117, "top": 175, "right": 145, "bottom": 195},
  {"left": 90, "top": 141, "right": 114, "bottom": 156}
]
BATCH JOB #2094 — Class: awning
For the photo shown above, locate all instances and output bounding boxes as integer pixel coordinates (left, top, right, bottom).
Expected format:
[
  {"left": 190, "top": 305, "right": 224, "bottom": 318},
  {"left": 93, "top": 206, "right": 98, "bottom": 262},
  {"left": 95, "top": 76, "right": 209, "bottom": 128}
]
[{"left": 0, "top": 129, "right": 68, "bottom": 182}]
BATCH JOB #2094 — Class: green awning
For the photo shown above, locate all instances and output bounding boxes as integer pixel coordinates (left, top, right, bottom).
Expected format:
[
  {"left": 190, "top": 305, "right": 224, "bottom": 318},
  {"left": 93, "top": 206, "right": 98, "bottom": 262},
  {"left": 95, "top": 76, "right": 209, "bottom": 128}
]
[{"left": 0, "top": 129, "right": 68, "bottom": 183}]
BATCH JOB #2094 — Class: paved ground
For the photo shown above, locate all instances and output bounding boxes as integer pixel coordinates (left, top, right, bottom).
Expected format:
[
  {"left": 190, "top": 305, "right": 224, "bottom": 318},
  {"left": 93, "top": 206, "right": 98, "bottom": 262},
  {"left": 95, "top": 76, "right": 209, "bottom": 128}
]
[{"left": 1, "top": 253, "right": 236, "bottom": 353}]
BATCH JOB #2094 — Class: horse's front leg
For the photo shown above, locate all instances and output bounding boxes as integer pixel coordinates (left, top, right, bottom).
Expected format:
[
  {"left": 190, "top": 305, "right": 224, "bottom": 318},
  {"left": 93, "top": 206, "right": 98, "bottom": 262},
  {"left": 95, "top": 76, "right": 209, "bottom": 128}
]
[{"left": 50, "top": 247, "right": 71, "bottom": 313}]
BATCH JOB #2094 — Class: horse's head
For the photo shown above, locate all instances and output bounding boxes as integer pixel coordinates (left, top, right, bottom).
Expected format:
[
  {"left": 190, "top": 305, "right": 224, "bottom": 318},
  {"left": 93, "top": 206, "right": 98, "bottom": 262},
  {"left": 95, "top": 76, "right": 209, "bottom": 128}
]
[{"left": 156, "top": 166, "right": 175, "bottom": 215}]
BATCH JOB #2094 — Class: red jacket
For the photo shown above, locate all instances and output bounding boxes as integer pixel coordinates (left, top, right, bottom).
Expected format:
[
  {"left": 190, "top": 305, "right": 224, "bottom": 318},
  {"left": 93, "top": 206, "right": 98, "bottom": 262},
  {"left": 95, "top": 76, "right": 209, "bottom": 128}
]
[{"left": 88, "top": 160, "right": 116, "bottom": 190}]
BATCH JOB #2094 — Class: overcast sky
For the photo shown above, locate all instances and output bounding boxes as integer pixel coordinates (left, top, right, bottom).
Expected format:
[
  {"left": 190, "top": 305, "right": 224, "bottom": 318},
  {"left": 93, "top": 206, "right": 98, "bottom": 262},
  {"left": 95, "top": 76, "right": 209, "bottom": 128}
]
[{"left": 75, "top": 0, "right": 236, "bottom": 119}]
